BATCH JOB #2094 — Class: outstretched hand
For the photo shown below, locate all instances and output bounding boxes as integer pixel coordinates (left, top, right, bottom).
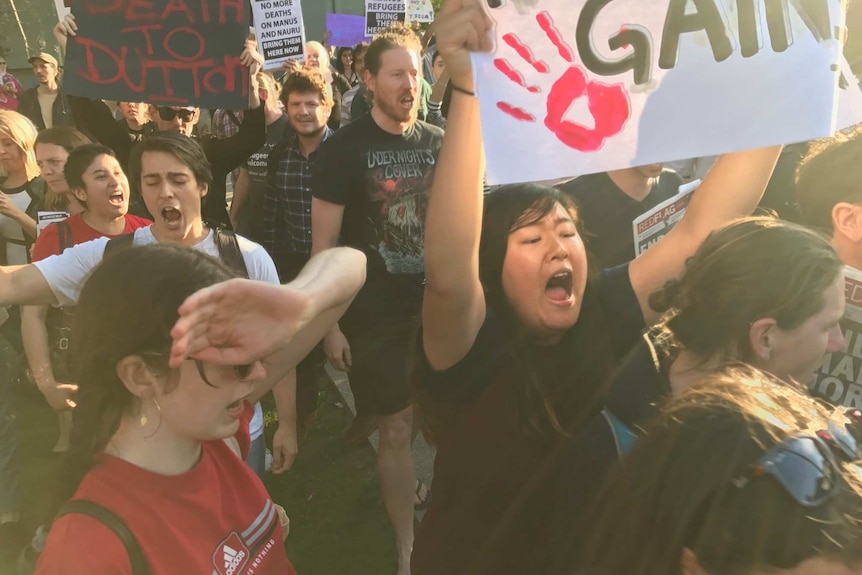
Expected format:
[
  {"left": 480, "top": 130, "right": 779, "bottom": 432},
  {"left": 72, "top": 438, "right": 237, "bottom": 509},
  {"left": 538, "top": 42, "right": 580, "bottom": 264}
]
[{"left": 169, "top": 279, "right": 312, "bottom": 368}]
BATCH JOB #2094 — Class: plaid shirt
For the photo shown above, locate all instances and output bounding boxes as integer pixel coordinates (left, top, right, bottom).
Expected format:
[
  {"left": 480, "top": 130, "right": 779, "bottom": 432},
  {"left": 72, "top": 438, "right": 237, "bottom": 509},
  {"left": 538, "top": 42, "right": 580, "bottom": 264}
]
[{"left": 262, "top": 128, "right": 333, "bottom": 255}]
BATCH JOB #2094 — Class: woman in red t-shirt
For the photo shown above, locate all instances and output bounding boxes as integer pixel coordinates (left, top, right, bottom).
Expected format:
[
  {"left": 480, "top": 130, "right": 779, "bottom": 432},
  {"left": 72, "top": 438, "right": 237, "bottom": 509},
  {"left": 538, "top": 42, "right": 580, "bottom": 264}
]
[
  {"left": 24, "top": 144, "right": 150, "bottom": 452},
  {"left": 35, "top": 244, "right": 295, "bottom": 575}
]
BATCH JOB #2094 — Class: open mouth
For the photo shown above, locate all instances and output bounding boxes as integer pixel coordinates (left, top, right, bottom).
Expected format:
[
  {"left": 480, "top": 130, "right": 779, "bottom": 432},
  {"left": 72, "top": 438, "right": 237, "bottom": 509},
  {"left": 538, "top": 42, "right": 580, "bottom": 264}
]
[
  {"left": 108, "top": 191, "right": 124, "bottom": 204},
  {"left": 400, "top": 96, "right": 415, "bottom": 109},
  {"left": 161, "top": 206, "right": 182, "bottom": 224},
  {"left": 545, "top": 270, "right": 573, "bottom": 303}
]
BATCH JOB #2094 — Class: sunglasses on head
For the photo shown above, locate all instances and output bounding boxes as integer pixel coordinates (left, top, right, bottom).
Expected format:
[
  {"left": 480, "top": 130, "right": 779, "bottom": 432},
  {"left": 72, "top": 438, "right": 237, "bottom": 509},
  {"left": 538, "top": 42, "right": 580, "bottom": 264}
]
[
  {"left": 157, "top": 107, "right": 196, "bottom": 122},
  {"left": 731, "top": 430, "right": 857, "bottom": 507}
]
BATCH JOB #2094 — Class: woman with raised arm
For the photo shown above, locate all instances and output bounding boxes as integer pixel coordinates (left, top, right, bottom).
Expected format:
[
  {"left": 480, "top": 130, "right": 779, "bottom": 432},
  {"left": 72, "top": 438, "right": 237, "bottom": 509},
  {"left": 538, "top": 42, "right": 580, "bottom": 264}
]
[{"left": 413, "top": 1, "right": 782, "bottom": 573}]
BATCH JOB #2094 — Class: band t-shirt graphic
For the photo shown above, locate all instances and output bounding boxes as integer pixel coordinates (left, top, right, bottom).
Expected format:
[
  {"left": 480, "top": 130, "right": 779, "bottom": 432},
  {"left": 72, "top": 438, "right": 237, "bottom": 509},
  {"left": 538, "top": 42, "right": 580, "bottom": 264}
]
[{"left": 313, "top": 113, "right": 443, "bottom": 301}]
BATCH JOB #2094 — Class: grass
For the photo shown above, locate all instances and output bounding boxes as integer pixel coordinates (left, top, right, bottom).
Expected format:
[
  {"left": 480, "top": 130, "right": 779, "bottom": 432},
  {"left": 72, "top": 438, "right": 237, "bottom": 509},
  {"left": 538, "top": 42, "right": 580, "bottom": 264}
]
[{"left": 2, "top": 366, "right": 397, "bottom": 574}]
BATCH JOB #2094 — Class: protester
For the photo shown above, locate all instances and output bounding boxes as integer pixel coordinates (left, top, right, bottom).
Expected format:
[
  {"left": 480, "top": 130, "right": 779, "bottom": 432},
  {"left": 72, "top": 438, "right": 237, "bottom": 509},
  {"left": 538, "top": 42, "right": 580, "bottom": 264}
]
[
  {"left": 308, "top": 40, "right": 346, "bottom": 129},
  {"left": 17, "top": 53, "right": 74, "bottom": 131},
  {"left": 334, "top": 46, "right": 359, "bottom": 86},
  {"left": 31, "top": 241, "right": 364, "bottom": 573},
  {"left": 796, "top": 126, "right": 862, "bottom": 270},
  {"left": 230, "top": 72, "right": 290, "bottom": 240},
  {"left": 411, "top": 2, "right": 781, "bottom": 574},
  {"left": 53, "top": 14, "right": 266, "bottom": 227},
  {"left": 340, "top": 42, "right": 370, "bottom": 127},
  {"left": 558, "top": 164, "right": 682, "bottom": 267},
  {"left": 312, "top": 23, "right": 443, "bottom": 575},
  {"left": 116, "top": 101, "right": 155, "bottom": 143},
  {"left": 0, "top": 56, "right": 23, "bottom": 112},
  {"left": 544, "top": 217, "right": 847, "bottom": 574},
  {"left": 34, "top": 127, "right": 91, "bottom": 215},
  {"left": 430, "top": 51, "right": 446, "bottom": 83},
  {"left": 23, "top": 144, "right": 151, "bottom": 453},
  {"left": 580, "top": 367, "right": 862, "bottom": 575},
  {"left": 0, "top": 110, "right": 43, "bottom": 266}
]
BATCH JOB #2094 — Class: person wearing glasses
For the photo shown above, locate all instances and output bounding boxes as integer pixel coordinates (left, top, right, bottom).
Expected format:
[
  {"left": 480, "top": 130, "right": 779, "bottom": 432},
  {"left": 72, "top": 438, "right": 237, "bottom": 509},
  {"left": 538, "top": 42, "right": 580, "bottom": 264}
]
[
  {"left": 579, "top": 367, "right": 862, "bottom": 575},
  {"left": 52, "top": 14, "right": 266, "bottom": 228},
  {"left": 31, "top": 240, "right": 363, "bottom": 573},
  {"left": 0, "top": 57, "right": 23, "bottom": 112}
]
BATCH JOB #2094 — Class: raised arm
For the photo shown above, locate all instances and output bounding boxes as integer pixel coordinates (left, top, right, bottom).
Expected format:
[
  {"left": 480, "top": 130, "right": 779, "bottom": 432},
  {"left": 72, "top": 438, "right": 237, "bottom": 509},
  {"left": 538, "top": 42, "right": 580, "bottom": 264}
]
[
  {"left": 629, "top": 146, "right": 781, "bottom": 325},
  {"left": 169, "top": 246, "right": 367, "bottom": 369},
  {"left": 422, "top": 0, "right": 493, "bottom": 371},
  {"left": 0, "top": 264, "right": 57, "bottom": 306}
]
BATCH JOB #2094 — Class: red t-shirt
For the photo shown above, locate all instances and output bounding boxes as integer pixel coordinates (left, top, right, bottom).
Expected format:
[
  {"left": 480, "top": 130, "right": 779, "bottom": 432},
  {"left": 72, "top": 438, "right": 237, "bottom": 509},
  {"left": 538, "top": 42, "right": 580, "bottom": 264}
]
[
  {"left": 32, "top": 213, "right": 152, "bottom": 262},
  {"left": 35, "top": 403, "right": 296, "bottom": 575}
]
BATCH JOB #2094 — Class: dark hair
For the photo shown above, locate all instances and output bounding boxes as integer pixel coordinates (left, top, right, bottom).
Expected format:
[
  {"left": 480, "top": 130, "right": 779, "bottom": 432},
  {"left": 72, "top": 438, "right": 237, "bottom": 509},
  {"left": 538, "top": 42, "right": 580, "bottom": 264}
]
[
  {"left": 34, "top": 126, "right": 91, "bottom": 153},
  {"left": 796, "top": 125, "right": 862, "bottom": 232},
  {"left": 352, "top": 42, "right": 369, "bottom": 73},
  {"left": 364, "top": 23, "right": 422, "bottom": 77},
  {"left": 432, "top": 51, "right": 444, "bottom": 67},
  {"left": 333, "top": 46, "right": 352, "bottom": 75},
  {"left": 63, "top": 143, "right": 117, "bottom": 192},
  {"left": 128, "top": 132, "right": 212, "bottom": 192},
  {"left": 649, "top": 217, "right": 842, "bottom": 363},
  {"left": 59, "top": 244, "right": 234, "bottom": 506},
  {"left": 418, "top": 184, "right": 614, "bottom": 443},
  {"left": 583, "top": 367, "right": 862, "bottom": 574},
  {"left": 280, "top": 68, "right": 333, "bottom": 108}
]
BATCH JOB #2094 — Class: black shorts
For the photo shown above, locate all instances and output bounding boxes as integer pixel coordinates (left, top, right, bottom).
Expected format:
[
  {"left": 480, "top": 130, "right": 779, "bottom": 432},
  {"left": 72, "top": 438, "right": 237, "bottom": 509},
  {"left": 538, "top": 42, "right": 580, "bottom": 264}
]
[{"left": 341, "top": 314, "right": 420, "bottom": 417}]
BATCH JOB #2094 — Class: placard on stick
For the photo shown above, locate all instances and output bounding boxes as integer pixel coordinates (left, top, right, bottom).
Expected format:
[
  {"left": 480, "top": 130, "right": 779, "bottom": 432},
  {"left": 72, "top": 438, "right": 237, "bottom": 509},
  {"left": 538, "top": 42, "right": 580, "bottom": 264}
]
[
  {"left": 366, "top": 0, "right": 406, "bottom": 36},
  {"left": 251, "top": 0, "right": 306, "bottom": 70},
  {"left": 405, "top": 0, "right": 434, "bottom": 24},
  {"left": 64, "top": 0, "right": 250, "bottom": 109},
  {"left": 474, "top": 0, "right": 847, "bottom": 185}
]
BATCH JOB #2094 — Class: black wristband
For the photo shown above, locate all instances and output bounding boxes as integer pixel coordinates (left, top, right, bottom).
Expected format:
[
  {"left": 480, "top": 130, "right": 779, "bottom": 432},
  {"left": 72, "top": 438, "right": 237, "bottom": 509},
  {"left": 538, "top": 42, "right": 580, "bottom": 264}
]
[{"left": 450, "top": 83, "right": 476, "bottom": 97}]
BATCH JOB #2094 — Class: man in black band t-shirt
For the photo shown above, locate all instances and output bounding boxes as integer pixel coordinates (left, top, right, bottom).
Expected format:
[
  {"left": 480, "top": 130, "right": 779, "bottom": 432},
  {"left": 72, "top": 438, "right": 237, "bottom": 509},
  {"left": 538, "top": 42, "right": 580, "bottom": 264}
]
[{"left": 311, "top": 25, "right": 443, "bottom": 575}]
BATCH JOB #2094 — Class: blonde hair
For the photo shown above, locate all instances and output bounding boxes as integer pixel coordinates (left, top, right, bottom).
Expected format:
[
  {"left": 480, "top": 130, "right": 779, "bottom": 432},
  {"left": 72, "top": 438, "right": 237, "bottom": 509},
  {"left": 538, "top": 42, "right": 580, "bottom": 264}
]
[
  {"left": 256, "top": 71, "right": 280, "bottom": 103},
  {"left": 0, "top": 110, "right": 40, "bottom": 181}
]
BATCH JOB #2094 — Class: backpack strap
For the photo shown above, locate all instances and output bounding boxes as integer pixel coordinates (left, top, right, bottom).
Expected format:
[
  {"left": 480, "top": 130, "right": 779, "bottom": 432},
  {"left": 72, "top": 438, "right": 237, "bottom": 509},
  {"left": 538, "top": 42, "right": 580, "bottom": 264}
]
[
  {"left": 103, "top": 233, "right": 135, "bottom": 258},
  {"left": 56, "top": 500, "right": 150, "bottom": 575},
  {"left": 56, "top": 220, "right": 73, "bottom": 254},
  {"left": 212, "top": 225, "right": 249, "bottom": 279},
  {"left": 601, "top": 408, "right": 638, "bottom": 459}
]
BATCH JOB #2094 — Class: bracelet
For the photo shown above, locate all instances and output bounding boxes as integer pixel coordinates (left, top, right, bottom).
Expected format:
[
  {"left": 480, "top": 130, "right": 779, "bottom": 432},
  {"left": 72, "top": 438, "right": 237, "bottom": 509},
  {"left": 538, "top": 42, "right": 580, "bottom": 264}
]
[{"left": 450, "top": 83, "right": 476, "bottom": 98}]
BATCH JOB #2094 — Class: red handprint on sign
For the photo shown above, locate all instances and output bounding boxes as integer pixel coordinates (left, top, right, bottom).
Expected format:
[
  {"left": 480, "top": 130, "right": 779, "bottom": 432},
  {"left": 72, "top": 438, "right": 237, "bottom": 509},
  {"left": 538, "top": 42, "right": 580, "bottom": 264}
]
[{"left": 495, "top": 11, "right": 631, "bottom": 152}]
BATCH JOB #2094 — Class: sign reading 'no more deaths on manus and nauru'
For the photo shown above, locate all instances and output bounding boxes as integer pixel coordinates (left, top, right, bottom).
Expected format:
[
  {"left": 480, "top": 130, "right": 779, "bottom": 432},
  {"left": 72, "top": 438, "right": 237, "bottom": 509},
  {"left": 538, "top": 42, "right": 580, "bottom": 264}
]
[
  {"left": 366, "top": 0, "right": 406, "bottom": 36},
  {"left": 251, "top": 0, "right": 306, "bottom": 70},
  {"left": 474, "top": 0, "right": 847, "bottom": 185},
  {"left": 64, "top": 0, "right": 250, "bottom": 109}
]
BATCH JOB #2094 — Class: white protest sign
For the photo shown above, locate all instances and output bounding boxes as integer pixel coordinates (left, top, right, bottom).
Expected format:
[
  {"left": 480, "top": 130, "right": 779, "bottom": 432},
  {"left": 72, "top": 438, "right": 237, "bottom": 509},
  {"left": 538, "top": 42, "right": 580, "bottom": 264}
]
[
  {"left": 632, "top": 179, "right": 699, "bottom": 257},
  {"left": 405, "top": 0, "right": 434, "bottom": 23},
  {"left": 812, "top": 266, "right": 862, "bottom": 408},
  {"left": 54, "top": 0, "right": 70, "bottom": 20},
  {"left": 837, "top": 55, "right": 862, "bottom": 130},
  {"left": 366, "top": 0, "right": 406, "bottom": 36},
  {"left": 36, "top": 211, "right": 69, "bottom": 236},
  {"left": 251, "top": 0, "right": 306, "bottom": 70},
  {"left": 473, "top": 0, "right": 846, "bottom": 185}
]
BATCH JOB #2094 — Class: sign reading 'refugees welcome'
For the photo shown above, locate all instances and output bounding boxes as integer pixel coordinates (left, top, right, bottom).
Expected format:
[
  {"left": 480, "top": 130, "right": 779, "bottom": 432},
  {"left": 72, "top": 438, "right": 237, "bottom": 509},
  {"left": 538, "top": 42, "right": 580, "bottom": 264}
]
[{"left": 64, "top": 0, "right": 250, "bottom": 109}]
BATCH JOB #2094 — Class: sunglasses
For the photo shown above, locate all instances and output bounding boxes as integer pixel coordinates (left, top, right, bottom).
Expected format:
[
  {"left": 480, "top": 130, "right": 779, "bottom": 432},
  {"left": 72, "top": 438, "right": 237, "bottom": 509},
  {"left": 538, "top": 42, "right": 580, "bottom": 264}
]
[
  {"left": 157, "top": 107, "right": 196, "bottom": 122},
  {"left": 731, "top": 432, "right": 852, "bottom": 507}
]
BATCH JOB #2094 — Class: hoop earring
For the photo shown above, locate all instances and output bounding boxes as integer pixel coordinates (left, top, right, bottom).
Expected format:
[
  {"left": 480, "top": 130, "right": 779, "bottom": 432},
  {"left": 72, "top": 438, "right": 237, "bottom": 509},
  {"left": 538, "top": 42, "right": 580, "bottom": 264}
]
[{"left": 141, "top": 398, "right": 162, "bottom": 439}]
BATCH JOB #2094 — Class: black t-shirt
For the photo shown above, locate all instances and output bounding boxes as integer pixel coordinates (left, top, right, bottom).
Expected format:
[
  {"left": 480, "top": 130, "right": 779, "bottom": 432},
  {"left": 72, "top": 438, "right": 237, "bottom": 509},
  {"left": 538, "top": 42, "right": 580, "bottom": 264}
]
[
  {"left": 237, "top": 114, "right": 292, "bottom": 242},
  {"left": 559, "top": 171, "right": 682, "bottom": 268},
  {"left": 312, "top": 113, "right": 444, "bottom": 321},
  {"left": 411, "top": 264, "right": 644, "bottom": 575}
]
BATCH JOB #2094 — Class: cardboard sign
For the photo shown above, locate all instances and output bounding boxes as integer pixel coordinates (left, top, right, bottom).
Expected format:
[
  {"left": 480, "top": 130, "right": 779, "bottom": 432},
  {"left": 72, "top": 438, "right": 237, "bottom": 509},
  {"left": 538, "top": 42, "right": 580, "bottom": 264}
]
[
  {"left": 366, "top": 0, "right": 406, "bottom": 36},
  {"left": 632, "top": 180, "right": 699, "bottom": 257},
  {"left": 473, "top": 0, "right": 846, "bottom": 185},
  {"left": 54, "top": 0, "right": 70, "bottom": 20},
  {"left": 813, "top": 267, "right": 862, "bottom": 408},
  {"left": 251, "top": 0, "right": 306, "bottom": 70},
  {"left": 405, "top": 0, "right": 434, "bottom": 23},
  {"left": 36, "top": 211, "right": 69, "bottom": 236},
  {"left": 326, "top": 13, "right": 371, "bottom": 48},
  {"left": 63, "top": 0, "right": 250, "bottom": 109}
]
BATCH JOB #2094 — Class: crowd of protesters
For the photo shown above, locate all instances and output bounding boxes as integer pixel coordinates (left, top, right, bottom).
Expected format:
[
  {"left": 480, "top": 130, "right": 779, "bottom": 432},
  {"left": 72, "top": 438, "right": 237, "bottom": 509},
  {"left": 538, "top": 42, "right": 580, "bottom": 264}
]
[{"left": 0, "top": 0, "right": 861, "bottom": 574}]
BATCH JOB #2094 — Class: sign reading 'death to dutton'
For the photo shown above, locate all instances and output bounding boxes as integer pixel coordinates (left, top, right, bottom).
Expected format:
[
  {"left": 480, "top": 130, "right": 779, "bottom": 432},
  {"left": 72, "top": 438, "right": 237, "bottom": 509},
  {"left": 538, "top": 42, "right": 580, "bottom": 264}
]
[
  {"left": 473, "top": 0, "right": 848, "bottom": 185},
  {"left": 64, "top": 0, "right": 250, "bottom": 109},
  {"left": 366, "top": 0, "right": 406, "bottom": 36},
  {"left": 251, "top": 0, "right": 306, "bottom": 70}
]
